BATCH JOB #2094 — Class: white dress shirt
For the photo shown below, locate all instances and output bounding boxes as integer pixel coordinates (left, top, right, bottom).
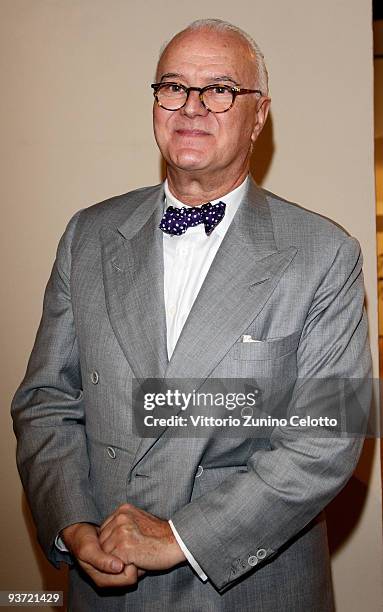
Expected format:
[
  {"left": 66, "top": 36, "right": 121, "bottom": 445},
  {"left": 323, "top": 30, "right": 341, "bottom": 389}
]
[
  {"left": 163, "top": 177, "right": 247, "bottom": 360},
  {"left": 163, "top": 177, "right": 248, "bottom": 580},
  {"left": 56, "top": 176, "right": 249, "bottom": 582}
]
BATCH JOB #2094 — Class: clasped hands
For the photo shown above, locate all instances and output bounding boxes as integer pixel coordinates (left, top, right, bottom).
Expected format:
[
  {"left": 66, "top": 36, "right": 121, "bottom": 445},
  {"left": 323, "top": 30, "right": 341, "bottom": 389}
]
[{"left": 61, "top": 504, "right": 186, "bottom": 588}]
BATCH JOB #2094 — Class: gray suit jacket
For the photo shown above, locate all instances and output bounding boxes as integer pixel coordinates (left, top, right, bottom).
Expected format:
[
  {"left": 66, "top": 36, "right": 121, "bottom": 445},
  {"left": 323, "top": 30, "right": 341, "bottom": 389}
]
[{"left": 11, "top": 178, "right": 371, "bottom": 611}]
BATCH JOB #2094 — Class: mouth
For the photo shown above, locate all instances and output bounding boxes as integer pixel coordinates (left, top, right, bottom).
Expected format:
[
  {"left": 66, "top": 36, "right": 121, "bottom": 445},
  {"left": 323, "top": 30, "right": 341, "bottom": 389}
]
[{"left": 174, "top": 129, "right": 211, "bottom": 137}]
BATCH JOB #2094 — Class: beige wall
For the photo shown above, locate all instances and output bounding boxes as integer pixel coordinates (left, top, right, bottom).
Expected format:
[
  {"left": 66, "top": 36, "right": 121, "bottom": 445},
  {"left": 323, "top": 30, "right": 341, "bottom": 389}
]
[
  {"left": 374, "top": 21, "right": 383, "bottom": 333},
  {"left": 1, "top": 1, "right": 381, "bottom": 610}
]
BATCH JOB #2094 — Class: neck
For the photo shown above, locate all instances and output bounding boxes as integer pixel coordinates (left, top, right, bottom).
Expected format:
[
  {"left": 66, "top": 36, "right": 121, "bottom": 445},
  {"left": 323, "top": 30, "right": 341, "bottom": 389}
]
[{"left": 166, "top": 167, "right": 249, "bottom": 206}]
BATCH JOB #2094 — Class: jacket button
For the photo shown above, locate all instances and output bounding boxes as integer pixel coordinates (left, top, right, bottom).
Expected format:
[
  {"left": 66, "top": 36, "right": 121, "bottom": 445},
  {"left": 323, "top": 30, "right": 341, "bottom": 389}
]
[
  {"left": 195, "top": 465, "right": 203, "bottom": 478},
  {"left": 90, "top": 370, "right": 99, "bottom": 384},
  {"left": 248, "top": 555, "right": 258, "bottom": 567},
  {"left": 241, "top": 406, "right": 253, "bottom": 418},
  {"left": 257, "top": 548, "right": 267, "bottom": 560},
  {"left": 107, "top": 446, "right": 116, "bottom": 459}
]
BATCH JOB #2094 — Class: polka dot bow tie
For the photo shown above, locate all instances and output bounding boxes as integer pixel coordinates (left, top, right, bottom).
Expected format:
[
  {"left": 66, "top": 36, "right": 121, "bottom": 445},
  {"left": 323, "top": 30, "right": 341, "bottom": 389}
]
[{"left": 159, "top": 201, "right": 226, "bottom": 236}]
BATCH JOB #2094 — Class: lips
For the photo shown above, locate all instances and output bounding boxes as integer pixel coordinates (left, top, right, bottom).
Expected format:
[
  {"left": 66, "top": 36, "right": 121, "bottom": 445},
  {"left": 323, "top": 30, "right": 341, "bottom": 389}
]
[{"left": 174, "top": 129, "right": 210, "bottom": 136}]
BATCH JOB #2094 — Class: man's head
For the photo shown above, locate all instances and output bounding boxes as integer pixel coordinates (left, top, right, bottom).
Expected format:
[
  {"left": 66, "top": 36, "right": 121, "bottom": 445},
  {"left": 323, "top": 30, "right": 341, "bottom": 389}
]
[{"left": 152, "top": 19, "right": 271, "bottom": 190}]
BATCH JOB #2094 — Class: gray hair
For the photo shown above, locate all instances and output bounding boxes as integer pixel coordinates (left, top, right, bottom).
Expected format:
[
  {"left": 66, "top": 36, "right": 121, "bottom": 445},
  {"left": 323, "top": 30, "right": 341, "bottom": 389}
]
[{"left": 157, "top": 18, "right": 269, "bottom": 95}]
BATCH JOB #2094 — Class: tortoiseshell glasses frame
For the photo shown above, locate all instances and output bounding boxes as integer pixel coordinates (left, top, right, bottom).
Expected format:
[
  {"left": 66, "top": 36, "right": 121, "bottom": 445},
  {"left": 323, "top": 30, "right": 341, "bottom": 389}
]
[{"left": 151, "top": 82, "right": 263, "bottom": 113}]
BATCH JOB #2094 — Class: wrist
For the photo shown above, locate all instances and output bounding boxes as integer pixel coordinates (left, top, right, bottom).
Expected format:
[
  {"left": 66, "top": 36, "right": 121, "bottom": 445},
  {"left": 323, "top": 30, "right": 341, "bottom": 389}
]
[
  {"left": 167, "top": 525, "right": 186, "bottom": 565},
  {"left": 61, "top": 522, "right": 98, "bottom": 552}
]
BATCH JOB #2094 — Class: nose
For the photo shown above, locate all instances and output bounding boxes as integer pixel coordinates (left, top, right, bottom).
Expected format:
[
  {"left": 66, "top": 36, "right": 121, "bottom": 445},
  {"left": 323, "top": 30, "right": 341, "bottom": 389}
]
[{"left": 181, "top": 90, "right": 209, "bottom": 118}]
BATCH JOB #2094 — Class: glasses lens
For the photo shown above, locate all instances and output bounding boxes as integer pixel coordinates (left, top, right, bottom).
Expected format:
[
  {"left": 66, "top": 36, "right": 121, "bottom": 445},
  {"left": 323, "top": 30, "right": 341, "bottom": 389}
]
[
  {"left": 202, "top": 86, "right": 234, "bottom": 112},
  {"left": 156, "top": 83, "right": 187, "bottom": 110}
]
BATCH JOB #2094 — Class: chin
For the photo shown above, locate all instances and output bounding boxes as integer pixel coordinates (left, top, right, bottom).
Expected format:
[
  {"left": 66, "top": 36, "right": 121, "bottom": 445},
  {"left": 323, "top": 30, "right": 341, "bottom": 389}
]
[{"left": 170, "top": 150, "right": 211, "bottom": 171}]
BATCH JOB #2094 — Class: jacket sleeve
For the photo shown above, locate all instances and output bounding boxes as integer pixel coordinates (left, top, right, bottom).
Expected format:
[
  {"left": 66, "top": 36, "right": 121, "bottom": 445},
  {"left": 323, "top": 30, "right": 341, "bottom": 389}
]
[
  {"left": 170, "top": 235, "right": 372, "bottom": 591},
  {"left": 11, "top": 210, "right": 102, "bottom": 568}
]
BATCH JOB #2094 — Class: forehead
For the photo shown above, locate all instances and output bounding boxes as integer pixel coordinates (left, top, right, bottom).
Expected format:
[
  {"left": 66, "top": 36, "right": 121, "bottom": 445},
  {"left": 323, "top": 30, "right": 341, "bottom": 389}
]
[{"left": 156, "top": 29, "right": 254, "bottom": 83}]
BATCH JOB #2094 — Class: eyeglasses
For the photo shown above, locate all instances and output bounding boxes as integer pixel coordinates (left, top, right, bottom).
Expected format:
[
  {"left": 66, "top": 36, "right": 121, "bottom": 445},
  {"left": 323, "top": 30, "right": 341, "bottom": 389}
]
[{"left": 151, "top": 82, "right": 263, "bottom": 113}]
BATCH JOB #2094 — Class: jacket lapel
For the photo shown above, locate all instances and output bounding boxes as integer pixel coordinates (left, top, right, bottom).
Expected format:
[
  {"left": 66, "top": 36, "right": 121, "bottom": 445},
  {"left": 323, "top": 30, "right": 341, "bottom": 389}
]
[{"left": 100, "top": 186, "right": 168, "bottom": 381}]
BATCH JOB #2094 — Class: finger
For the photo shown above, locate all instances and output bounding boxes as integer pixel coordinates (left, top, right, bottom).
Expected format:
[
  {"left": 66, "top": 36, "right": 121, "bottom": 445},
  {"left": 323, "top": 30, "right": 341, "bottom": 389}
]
[
  {"left": 100, "top": 513, "right": 116, "bottom": 531},
  {"left": 78, "top": 560, "right": 138, "bottom": 588},
  {"left": 78, "top": 538, "right": 124, "bottom": 574},
  {"left": 137, "top": 569, "right": 146, "bottom": 577},
  {"left": 98, "top": 522, "right": 116, "bottom": 545},
  {"left": 99, "top": 535, "right": 119, "bottom": 556},
  {"left": 99, "top": 514, "right": 135, "bottom": 548},
  {"left": 123, "top": 563, "right": 138, "bottom": 582},
  {"left": 100, "top": 504, "right": 137, "bottom": 531}
]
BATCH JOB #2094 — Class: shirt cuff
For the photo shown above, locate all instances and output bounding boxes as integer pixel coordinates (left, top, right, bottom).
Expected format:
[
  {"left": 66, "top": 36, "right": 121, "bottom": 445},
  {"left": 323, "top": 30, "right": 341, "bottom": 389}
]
[
  {"left": 55, "top": 534, "right": 69, "bottom": 553},
  {"left": 168, "top": 519, "right": 208, "bottom": 581}
]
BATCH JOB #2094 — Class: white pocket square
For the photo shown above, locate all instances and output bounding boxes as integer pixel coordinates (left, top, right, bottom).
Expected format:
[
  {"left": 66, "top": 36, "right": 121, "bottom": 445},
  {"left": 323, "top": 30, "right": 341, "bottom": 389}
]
[{"left": 241, "top": 334, "right": 263, "bottom": 343}]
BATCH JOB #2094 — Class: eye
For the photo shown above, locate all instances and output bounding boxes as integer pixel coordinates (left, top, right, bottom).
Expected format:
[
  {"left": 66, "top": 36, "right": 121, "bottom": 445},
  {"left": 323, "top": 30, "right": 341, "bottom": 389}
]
[
  {"left": 211, "top": 86, "right": 230, "bottom": 95},
  {"left": 163, "top": 83, "right": 183, "bottom": 93}
]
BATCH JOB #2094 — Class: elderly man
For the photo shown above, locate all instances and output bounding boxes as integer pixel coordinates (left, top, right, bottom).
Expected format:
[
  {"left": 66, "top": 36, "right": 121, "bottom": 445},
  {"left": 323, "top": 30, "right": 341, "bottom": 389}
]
[{"left": 12, "top": 18, "right": 370, "bottom": 612}]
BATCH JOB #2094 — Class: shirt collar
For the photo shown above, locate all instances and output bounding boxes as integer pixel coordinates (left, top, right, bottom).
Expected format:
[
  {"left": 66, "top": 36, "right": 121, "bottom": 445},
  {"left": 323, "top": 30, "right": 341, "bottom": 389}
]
[{"left": 163, "top": 176, "right": 248, "bottom": 237}]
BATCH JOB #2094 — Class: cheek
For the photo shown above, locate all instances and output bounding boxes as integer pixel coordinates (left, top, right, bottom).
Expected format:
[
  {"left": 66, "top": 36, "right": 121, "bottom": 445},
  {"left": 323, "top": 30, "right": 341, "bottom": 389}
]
[
  {"left": 215, "top": 117, "right": 241, "bottom": 147},
  {"left": 154, "top": 106, "right": 169, "bottom": 128},
  {"left": 153, "top": 111, "right": 177, "bottom": 143},
  {"left": 228, "top": 116, "right": 254, "bottom": 149}
]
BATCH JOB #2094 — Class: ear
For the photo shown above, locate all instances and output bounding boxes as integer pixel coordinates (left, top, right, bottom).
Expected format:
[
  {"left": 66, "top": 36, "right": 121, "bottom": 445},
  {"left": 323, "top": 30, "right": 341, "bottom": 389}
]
[{"left": 251, "top": 96, "right": 271, "bottom": 144}]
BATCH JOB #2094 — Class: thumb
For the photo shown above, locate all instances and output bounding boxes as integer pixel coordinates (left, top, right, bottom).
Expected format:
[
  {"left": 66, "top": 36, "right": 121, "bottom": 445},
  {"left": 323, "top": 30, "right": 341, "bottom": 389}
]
[{"left": 78, "top": 534, "right": 124, "bottom": 574}]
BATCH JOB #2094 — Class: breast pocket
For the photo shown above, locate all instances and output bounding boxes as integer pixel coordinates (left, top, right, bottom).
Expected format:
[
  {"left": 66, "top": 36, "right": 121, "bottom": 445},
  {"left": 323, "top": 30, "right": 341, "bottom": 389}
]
[
  {"left": 229, "top": 330, "right": 301, "bottom": 406},
  {"left": 233, "top": 330, "right": 301, "bottom": 361}
]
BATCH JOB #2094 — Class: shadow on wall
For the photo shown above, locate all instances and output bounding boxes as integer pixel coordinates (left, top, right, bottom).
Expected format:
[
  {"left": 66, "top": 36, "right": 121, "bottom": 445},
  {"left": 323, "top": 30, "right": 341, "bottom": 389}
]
[
  {"left": 249, "top": 110, "right": 274, "bottom": 185},
  {"left": 326, "top": 438, "right": 376, "bottom": 556},
  {"left": 319, "top": 293, "right": 377, "bottom": 554}
]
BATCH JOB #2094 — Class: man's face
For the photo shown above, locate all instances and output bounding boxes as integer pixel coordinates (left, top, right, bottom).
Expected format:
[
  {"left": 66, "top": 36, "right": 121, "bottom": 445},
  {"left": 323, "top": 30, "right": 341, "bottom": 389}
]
[{"left": 153, "top": 29, "right": 269, "bottom": 180}]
